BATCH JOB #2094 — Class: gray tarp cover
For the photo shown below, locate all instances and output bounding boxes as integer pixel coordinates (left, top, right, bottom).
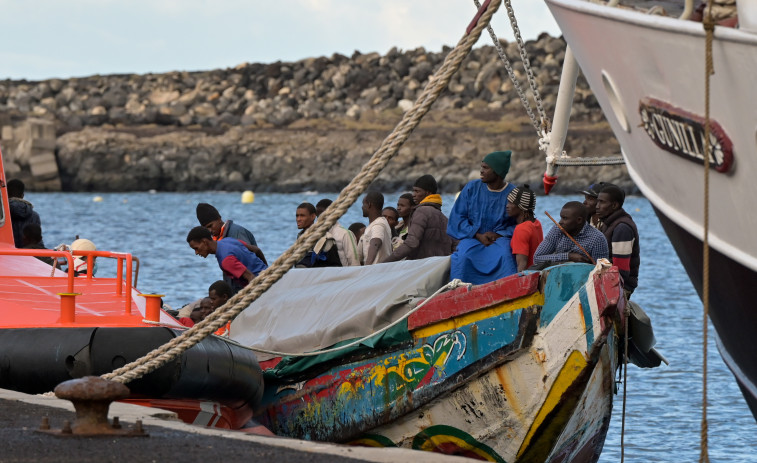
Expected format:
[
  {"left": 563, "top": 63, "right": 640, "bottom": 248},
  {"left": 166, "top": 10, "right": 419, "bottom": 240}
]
[{"left": 230, "top": 256, "right": 451, "bottom": 360}]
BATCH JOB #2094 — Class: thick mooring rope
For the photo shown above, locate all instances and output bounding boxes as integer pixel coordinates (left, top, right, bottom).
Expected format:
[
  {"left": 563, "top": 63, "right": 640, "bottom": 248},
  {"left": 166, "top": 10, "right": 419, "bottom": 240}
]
[
  {"left": 101, "top": 0, "right": 503, "bottom": 384},
  {"left": 700, "top": 2, "right": 715, "bottom": 462}
]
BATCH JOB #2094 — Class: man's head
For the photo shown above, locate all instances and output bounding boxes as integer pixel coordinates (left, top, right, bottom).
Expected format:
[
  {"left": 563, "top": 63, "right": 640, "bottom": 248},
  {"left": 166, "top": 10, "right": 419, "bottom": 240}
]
[
  {"left": 22, "top": 223, "right": 43, "bottom": 246},
  {"left": 397, "top": 193, "right": 415, "bottom": 219},
  {"left": 349, "top": 222, "right": 366, "bottom": 242},
  {"left": 382, "top": 207, "right": 399, "bottom": 229},
  {"left": 199, "top": 297, "right": 214, "bottom": 319},
  {"left": 596, "top": 185, "right": 625, "bottom": 220},
  {"left": 412, "top": 175, "right": 437, "bottom": 204},
  {"left": 579, "top": 183, "right": 603, "bottom": 217},
  {"left": 506, "top": 184, "right": 536, "bottom": 219},
  {"left": 481, "top": 150, "right": 512, "bottom": 184},
  {"left": 559, "top": 201, "right": 588, "bottom": 236},
  {"left": 315, "top": 199, "right": 333, "bottom": 217},
  {"left": 296, "top": 202, "right": 316, "bottom": 230},
  {"left": 186, "top": 226, "right": 216, "bottom": 257},
  {"left": 362, "top": 191, "right": 384, "bottom": 218},
  {"left": 196, "top": 203, "right": 223, "bottom": 238},
  {"left": 7, "top": 179, "right": 25, "bottom": 199},
  {"left": 208, "top": 280, "right": 232, "bottom": 309}
]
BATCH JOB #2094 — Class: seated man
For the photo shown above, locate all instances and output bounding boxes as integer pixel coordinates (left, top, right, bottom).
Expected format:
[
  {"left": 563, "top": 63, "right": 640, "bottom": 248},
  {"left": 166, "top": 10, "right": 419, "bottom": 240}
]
[
  {"left": 383, "top": 175, "right": 453, "bottom": 262},
  {"left": 358, "top": 191, "right": 393, "bottom": 265},
  {"left": 533, "top": 201, "right": 609, "bottom": 266},
  {"left": 596, "top": 184, "right": 640, "bottom": 298},
  {"left": 295, "top": 202, "right": 343, "bottom": 268},
  {"left": 314, "top": 199, "right": 360, "bottom": 267},
  {"left": 21, "top": 224, "right": 54, "bottom": 265},
  {"left": 506, "top": 184, "right": 543, "bottom": 272},
  {"left": 447, "top": 151, "right": 517, "bottom": 284},
  {"left": 208, "top": 280, "right": 233, "bottom": 309},
  {"left": 186, "top": 226, "right": 268, "bottom": 295}
]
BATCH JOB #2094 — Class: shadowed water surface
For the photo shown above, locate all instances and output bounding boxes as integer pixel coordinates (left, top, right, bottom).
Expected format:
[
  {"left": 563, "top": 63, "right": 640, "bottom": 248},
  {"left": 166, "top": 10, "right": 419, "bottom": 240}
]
[{"left": 30, "top": 191, "right": 754, "bottom": 462}]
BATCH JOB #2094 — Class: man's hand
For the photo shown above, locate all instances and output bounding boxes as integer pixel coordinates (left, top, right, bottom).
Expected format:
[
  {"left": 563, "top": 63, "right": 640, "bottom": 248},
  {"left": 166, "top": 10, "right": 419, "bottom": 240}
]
[
  {"left": 568, "top": 252, "right": 592, "bottom": 263},
  {"left": 475, "top": 232, "right": 500, "bottom": 246}
]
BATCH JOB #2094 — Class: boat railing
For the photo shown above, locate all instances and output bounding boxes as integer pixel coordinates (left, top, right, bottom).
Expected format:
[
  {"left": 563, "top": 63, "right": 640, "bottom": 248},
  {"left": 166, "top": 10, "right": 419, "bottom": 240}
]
[
  {"left": 0, "top": 248, "right": 138, "bottom": 321},
  {"left": 69, "top": 249, "right": 136, "bottom": 314}
]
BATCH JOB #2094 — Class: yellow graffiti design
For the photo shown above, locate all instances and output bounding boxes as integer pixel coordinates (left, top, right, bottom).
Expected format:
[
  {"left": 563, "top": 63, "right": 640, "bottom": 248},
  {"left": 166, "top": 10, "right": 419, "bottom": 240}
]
[{"left": 370, "top": 347, "right": 430, "bottom": 385}]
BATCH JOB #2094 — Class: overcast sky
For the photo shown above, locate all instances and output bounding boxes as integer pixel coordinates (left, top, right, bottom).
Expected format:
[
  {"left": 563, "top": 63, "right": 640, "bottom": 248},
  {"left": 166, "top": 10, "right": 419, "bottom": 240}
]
[{"left": 0, "top": 0, "right": 560, "bottom": 81}]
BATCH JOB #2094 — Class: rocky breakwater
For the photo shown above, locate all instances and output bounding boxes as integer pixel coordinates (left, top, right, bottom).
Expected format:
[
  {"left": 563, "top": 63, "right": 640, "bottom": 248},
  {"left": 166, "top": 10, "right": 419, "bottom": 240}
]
[{"left": 0, "top": 34, "right": 631, "bottom": 194}]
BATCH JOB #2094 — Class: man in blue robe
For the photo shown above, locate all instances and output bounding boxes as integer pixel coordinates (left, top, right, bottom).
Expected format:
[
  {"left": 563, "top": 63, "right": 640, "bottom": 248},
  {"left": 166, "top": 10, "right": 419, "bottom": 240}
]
[{"left": 447, "top": 150, "right": 517, "bottom": 284}]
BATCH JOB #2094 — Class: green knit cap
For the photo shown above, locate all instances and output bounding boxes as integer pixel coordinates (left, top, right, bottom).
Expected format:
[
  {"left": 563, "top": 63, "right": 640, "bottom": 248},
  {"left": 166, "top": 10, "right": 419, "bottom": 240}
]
[{"left": 483, "top": 150, "right": 512, "bottom": 178}]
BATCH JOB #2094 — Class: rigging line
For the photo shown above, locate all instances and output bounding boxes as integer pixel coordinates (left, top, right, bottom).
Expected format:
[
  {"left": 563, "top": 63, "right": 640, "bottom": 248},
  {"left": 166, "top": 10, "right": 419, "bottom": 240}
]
[
  {"left": 473, "top": 0, "right": 541, "bottom": 136},
  {"left": 620, "top": 303, "right": 630, "bottom": 463},
  {"left": 503, "top": 0, "right": 549, "bottom": 129},
  {"left": 700, "top": 1, "right": 715, "bottom": 461},
  {"left": 100, "top": 0, "right": 504, "bottom": 386}
]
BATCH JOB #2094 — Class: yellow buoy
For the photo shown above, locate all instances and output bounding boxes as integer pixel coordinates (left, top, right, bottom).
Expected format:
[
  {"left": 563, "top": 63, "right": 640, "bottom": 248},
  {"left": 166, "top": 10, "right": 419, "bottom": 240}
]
[
  {"left": 92, "top": 196, "right": 103, "bottom": 203},
  {"left": 241, "top": 190, "right": 255, "bottom": 204}
]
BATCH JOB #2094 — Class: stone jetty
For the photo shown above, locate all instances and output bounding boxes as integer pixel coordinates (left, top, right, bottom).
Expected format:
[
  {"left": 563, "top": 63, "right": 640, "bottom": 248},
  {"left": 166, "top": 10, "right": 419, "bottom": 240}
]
[{"left": 0, "top": 34, "right": 631, "bottom": 194}]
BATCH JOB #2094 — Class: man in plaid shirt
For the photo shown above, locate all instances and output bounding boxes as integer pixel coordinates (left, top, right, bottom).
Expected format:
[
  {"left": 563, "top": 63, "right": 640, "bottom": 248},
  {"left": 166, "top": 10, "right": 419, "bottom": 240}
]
[{"left": 534, "top": 201, "right": 609, "bottom": 265}]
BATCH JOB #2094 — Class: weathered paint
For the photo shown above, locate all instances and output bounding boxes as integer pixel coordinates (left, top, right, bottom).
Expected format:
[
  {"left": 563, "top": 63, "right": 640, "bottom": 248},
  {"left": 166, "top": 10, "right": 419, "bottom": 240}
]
[
  {"left": 412, "top": 291, "right": 543, "bottom": 339},
  {"left": 408, "top": 272, "right": 541, "bottom": 330},
  {"left": 412, "top": 425, "right": 508, "bottom": 462},
  {"left": 258, "top": 306, "right": 535, "bottom": 441},
  {"left": 516, "top": 350, "right": 588, "bottom": 459},
  {"left": 258, "top": 262, "right": 625, "bottom": 463}
]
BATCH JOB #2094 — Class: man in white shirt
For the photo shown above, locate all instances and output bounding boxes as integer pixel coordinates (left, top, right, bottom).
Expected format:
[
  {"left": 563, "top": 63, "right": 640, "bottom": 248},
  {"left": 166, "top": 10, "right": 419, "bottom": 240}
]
[{"left": 358, "top": 191, "right": 393, "bottom": 265}]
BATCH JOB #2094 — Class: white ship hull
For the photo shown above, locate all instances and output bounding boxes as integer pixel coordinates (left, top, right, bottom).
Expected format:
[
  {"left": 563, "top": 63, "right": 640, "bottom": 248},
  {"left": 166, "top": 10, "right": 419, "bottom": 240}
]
[{"left": 546, "top": 0, "right": 757, "bottom": 418}]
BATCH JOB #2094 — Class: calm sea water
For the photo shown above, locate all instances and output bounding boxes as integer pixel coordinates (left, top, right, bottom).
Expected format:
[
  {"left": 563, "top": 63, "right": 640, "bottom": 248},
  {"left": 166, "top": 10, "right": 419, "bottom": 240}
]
[{"left": 30, "top": 191, "right": 754, "bottom": 461}]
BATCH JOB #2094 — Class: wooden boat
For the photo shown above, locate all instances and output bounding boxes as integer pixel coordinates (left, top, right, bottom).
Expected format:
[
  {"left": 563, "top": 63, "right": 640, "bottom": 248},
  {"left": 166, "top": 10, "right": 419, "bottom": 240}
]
[
  {"left": 545, "top": 0, "right": 757, "bottom": 419},
  {"left": 225, "top": 254, "right": 638, "bottom": 462}
]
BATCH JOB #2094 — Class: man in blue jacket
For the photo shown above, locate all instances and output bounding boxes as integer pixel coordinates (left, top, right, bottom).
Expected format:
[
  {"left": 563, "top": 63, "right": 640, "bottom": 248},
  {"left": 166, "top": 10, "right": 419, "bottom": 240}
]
[
  {"left": 187, "top": 226, "right": 268, "bottom": 295},
  {"left": 196, "top": 202, "right": 267, "bottom": 264}
]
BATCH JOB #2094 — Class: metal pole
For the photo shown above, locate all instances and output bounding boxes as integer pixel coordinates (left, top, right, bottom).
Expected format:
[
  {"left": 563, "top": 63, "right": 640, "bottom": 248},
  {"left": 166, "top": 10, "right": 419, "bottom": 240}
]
[{"left": 544, "top": 46, "right": 580, "bottom": 194}]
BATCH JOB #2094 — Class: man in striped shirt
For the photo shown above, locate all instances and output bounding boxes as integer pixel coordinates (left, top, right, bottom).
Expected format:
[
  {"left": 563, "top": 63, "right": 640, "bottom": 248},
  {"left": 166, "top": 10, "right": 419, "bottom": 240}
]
[
  {"left": 533, "top": 201, "right": 609, "bottom": 266},
  {"left": 596, "top": 185, "right": 640, "bottom": 299}
]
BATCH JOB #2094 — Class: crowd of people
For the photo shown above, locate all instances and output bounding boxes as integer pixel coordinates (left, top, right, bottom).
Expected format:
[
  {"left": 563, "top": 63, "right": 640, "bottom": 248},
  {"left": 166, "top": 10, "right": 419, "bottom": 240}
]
[
  {"left": 5, "top": 150, "right": 641, "bottom": 327},
  {"left": 183, "top": 149, "right": 641, "bottom": 326}
]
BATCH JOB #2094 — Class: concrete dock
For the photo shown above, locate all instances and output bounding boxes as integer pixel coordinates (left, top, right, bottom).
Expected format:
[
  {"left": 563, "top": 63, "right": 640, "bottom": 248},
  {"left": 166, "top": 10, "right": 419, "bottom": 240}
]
[{"left": 1, "top": 389, "right": 471, "bottom": 463}]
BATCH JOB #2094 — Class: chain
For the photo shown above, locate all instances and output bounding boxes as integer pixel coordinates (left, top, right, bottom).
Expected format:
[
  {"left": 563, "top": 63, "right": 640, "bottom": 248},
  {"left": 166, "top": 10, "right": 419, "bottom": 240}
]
[
  {"left": 503, "top": 0, "right": 549, "bottom": 130},
  {"left": 473, "top": 0, "right": 541, "bottom": 136}
]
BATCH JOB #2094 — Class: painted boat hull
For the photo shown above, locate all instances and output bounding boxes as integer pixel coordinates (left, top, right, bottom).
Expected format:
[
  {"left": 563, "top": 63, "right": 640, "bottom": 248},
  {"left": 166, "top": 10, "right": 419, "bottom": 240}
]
[
  {"left": 257, "top": 262, "right": 625, "bottom": 462},
  {"left": 546, "top": 0, "right": 757, "bottom": 420}
]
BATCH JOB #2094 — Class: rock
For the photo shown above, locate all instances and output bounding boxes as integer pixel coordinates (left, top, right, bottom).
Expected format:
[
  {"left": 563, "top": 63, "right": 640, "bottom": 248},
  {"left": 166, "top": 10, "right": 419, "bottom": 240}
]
[
  {"left": 149, "top": 89, "right": 180, "bottom": 105},
  {"left": 397, "top": 99, "right": 413, "bottom": 112}
]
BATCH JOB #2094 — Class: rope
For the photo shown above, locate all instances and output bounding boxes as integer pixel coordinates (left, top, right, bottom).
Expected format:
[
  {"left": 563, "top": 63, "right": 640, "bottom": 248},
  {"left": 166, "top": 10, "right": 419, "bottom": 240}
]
[
  {"left": 553, "top": 155, "right": 625, "bottom": 166},
  {"left": 700, "top": 2, "right": 715, "bottom": 461},
  {"left": 100, "top": 0, "right": 503, "bottom": 385},
  {"left": 620, "top": 304, "right": 630, "bottom": 463},
  {"left": 503, "top": 0, "right": 549, "bottom": 131},
  {"left": 473, "top": 0, "right": 542, "bottom": 137},
  {"left": 217, "top": 279, "right": 470, "bottom": 357}
]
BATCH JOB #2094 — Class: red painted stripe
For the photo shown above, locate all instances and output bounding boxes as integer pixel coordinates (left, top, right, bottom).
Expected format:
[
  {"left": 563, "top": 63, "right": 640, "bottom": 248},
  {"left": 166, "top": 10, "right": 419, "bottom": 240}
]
[
  {"left": 408, "top": 272, "right": 540, "bottom": 330},
  {"left": 593, "top": 267, "right": 622, "bottom": 332}
]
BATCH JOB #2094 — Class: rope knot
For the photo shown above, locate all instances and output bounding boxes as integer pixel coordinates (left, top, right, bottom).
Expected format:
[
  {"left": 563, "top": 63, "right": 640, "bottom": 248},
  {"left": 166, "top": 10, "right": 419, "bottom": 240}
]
[{"left": 702, "top": 17, "right": 716, "bottom": 32}]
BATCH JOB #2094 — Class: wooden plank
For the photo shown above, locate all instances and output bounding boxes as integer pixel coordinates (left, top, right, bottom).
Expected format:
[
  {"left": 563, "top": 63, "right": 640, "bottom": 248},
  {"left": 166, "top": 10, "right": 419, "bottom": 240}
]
[{"left": 408, "top": 272, "right": 540, "bottom": 330}]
